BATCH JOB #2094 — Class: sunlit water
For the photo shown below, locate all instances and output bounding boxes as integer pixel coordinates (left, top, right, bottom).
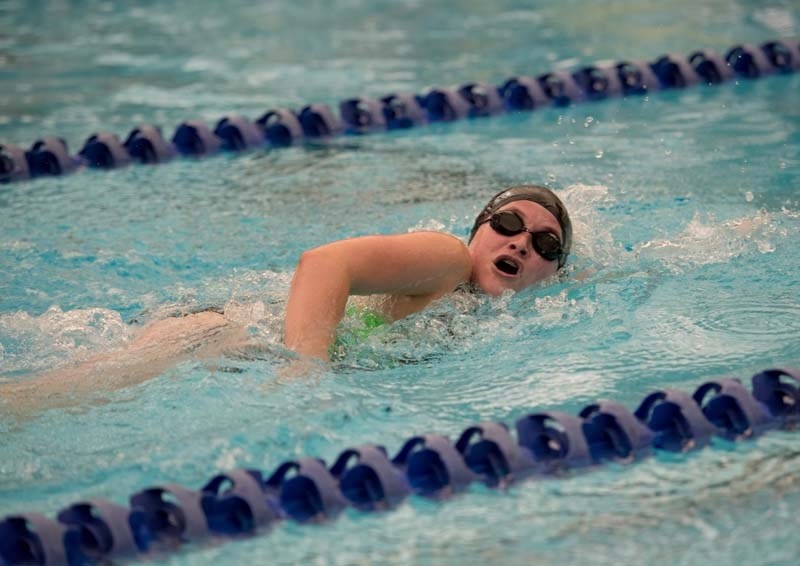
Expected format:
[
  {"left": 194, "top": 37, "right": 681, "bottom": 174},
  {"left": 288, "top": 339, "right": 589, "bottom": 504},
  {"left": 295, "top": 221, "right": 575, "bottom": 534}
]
[{"left": 1, "top": 1, "right": 799, "bottom": 564}]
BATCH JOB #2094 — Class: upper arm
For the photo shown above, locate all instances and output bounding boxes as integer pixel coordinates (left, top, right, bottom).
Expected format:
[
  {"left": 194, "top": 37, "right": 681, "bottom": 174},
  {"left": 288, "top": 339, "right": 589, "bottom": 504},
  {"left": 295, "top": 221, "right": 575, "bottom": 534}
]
[
  {"left": 305, "top": 231, "right": 472, "bottom": 297},
  {"left": 284, "top": 231, "right": 471, "bottom": 357}
]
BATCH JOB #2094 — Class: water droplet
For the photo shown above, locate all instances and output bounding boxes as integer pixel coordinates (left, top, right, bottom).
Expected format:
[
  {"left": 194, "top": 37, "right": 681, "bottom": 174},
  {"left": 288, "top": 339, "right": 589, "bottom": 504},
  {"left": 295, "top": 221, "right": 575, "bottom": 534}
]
[
  {"left": 547, "top": 172, "right": 557, "bottom": 182},
  {"left": 745, "top": 191, "right": 754, "bottom": 202},
  {"left": 779, "top": 161, "right": 787, "bottom": 170},
  {"left": 757, "top": 240, "right": 775, "bottom": 253},
  {"left": 568, "top": 139, "right": 575, "bottom": 145},
  {"left": 595, "top": 150, "right": 604, "bottom": 159},
  {"left": 584, "top": 116, "right": 594, "bottom": 127},
  {"left": 664, "top": 149, "right": 673, "bottom": 157}
]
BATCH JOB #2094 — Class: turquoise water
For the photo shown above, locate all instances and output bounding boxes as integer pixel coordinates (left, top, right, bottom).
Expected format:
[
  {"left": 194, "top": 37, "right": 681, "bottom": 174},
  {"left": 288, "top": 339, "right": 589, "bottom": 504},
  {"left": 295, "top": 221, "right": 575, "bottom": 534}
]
[{"left": 1, "top": 0, "right": 800, "bottom": 564}]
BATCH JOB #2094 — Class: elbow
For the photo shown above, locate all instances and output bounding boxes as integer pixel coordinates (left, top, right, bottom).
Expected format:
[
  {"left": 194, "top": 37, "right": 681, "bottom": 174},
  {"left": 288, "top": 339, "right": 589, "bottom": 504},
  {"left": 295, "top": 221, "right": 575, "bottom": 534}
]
[
  {"left": 295, "top": 248, "right": 317, "bottom": 272},
  {"left": 296, "top": 246, "right": 332, "bottom": 272},
  {"left": 294, "top": 245, "right": 348, "bottom": 284}
]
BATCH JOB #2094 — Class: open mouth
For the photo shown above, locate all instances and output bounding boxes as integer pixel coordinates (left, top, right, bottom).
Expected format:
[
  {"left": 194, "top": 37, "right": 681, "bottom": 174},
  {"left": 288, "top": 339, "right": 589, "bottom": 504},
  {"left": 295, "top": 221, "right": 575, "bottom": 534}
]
[{"left": 494, "top": 257, "right": 520, "bottom": 276}]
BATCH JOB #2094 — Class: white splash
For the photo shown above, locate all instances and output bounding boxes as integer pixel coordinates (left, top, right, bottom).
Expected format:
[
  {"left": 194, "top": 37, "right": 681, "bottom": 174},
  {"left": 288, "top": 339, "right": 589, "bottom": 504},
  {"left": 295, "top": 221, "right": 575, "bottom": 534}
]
[
  {"left": 635, "top": 209, "right": 782, "bottom": 270},
  {"left": 559, "top": 183, "right": 620, "bottom": 266},
  {"left": 0, "top": 306, "right": 132, "bottom": 375}
]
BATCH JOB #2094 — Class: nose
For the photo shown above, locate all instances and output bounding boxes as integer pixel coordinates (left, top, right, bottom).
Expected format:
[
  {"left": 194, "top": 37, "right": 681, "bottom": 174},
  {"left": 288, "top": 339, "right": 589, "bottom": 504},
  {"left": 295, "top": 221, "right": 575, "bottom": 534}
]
[{"left": 508, "top": 233, "right": 529, "bottom": 256}]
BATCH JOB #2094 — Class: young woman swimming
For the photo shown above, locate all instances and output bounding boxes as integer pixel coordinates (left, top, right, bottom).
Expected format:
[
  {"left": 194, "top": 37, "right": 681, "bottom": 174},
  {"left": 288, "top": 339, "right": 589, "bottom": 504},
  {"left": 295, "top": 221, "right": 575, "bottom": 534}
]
[
  {"left": 0, "top": 185, "right": 571, "bottom": 414},
  {"left": 285, "top": 184, "right": 572, "bottom": 359}
]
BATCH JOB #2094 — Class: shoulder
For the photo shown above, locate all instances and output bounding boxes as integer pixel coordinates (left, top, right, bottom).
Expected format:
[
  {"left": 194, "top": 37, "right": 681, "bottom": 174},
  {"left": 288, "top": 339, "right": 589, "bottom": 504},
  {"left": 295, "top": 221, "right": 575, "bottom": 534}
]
[
  {"left": 384, "top": 231, "right": 471, "bottom": 273},
  {"left": 317, "top": 230, "right": 470, "bottom": 263},
  {"left": 316, "top": 230, "right": 472, "bottom": 297},
  {"left": 384, "top": 230, "right": 470, "bottom": 253},
  {"left": 394, "top": 230, "right": 469, "bottom": 250}
]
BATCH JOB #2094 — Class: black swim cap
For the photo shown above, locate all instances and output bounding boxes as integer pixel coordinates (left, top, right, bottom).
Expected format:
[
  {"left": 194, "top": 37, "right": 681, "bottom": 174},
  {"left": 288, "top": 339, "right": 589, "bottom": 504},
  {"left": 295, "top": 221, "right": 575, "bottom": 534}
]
[{"left": 469, "top": 185, "right": 573, "bottom": 267}]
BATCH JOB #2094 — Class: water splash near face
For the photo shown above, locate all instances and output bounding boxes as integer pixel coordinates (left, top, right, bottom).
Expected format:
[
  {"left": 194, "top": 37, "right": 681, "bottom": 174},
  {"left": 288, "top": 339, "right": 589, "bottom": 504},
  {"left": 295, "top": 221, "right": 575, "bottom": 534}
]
[
  {"left": 635, "top": 208, "right": 793, "bottom": 271},
  {"left": 559, "top": 183, "right": 620, "bottom": 267}
]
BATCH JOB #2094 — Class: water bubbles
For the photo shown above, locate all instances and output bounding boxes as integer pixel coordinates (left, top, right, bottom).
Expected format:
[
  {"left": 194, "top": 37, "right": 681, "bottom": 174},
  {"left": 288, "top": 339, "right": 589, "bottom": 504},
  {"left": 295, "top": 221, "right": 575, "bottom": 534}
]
[
  {"left": 547, "top": 172, "right": 557, "bottom": 182},
  {"left": 410, "top": 218, "right": 447, "bottom": 233},
  {"left": 595, "top": 150, "right": 604, "bottom": 159},
  {"left": 782, "top": 207, "right": 800, "bottom": 219},
  {"left": 664, "top": 149, "right": 673, "bottom": 157},
  {"left": 757, "top": 240, "right": 775, "bottom": 254},
  {"left": 0, "top": 307, "right": 133, "bottom": 375},
  {"left": 635, "top": 210, "right": 786, "bottom": 270},
  {"left": 745, "top": 191, "right": 754, "bottom": 202},
  {"left": 584, "top": 116, "right": 594, "bottom": 128}
]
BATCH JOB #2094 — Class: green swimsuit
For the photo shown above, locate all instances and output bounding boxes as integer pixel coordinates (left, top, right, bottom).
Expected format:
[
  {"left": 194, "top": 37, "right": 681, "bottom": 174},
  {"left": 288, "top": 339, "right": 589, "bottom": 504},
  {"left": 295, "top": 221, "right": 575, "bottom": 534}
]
[{"left": 330, "top": 305, "right": 389, "bottom": 356}]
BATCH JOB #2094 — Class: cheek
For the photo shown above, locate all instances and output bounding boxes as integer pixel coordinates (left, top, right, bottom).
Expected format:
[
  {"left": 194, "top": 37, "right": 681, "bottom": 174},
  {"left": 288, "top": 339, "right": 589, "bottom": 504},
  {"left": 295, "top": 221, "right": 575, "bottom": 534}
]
[
  {"left": 468, "top": 233, "right": 495, "bottom": 266},
  {"left": 523, "top": 257, "right": 558, "bottom": 285}
]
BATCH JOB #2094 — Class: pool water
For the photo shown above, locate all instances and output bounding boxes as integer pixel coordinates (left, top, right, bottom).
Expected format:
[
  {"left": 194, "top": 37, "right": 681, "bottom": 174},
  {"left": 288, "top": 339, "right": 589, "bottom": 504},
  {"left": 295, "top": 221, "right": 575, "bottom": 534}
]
[{"left": 1, "top": 0, "right": 799, "bottom": 564}]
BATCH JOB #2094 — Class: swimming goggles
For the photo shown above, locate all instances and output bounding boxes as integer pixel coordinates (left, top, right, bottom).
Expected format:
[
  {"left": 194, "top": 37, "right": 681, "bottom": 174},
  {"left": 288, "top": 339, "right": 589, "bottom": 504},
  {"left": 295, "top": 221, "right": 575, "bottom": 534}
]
[{"left": 484, "top": 210, "right": 564, "bottom": 262}]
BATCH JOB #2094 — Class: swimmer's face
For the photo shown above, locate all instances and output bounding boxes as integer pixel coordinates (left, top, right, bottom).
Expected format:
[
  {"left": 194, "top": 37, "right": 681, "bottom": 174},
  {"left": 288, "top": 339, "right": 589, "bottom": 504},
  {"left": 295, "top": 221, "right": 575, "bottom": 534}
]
[{"left": 468, "top": 200, "right": 562, "bottom": 296}]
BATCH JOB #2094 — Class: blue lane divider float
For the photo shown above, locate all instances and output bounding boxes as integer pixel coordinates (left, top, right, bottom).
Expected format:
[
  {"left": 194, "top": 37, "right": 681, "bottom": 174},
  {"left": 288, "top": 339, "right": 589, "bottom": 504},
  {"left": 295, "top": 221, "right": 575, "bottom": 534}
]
[
  {"left": 1, "top": 39, "right": 798, "bottom": 183},
  {"left": 1, "top": 368, "right": 798, "bottom": 565}
]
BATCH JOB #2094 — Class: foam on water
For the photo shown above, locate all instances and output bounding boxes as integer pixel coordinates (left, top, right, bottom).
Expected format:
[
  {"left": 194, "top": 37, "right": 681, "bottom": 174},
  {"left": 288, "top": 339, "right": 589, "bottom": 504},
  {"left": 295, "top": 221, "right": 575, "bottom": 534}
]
[
  {"left": 635, "top": 208, "right": 791, "bottom": 270},
  {"left": 0, "top": 306, "right": 132, "bottom": 376}
]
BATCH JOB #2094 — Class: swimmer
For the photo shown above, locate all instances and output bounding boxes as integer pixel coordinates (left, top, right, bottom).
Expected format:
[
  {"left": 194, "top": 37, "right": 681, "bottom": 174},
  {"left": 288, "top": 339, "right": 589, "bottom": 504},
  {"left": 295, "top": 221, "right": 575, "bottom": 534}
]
[
  {"left": 0, "top": 185, "right": 571, "bottom": 414},
  {"left": 284, "top": 184, "right": 572, "bottom": 359}
]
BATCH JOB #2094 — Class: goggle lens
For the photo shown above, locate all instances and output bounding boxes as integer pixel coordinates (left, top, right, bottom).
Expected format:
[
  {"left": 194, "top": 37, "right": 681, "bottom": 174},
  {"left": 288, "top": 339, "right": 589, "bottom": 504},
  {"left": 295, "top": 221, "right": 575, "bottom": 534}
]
[{"left": 488, "top": 211, "right": 562, "bottom": 262}]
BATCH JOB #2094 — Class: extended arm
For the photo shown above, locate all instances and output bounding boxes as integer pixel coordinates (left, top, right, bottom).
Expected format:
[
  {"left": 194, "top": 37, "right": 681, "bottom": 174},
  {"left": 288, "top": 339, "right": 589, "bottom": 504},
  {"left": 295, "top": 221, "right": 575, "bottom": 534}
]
[{"left": 283, "top": 231, "right": 472, "bottom": 359}]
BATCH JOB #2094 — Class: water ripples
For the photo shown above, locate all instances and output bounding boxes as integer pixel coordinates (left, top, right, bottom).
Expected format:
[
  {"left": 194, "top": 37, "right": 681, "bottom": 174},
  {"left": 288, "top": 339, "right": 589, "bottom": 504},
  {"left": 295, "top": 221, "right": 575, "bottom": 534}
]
[{"left": 695, "top": 298, "right": 800, "bottom": 341}]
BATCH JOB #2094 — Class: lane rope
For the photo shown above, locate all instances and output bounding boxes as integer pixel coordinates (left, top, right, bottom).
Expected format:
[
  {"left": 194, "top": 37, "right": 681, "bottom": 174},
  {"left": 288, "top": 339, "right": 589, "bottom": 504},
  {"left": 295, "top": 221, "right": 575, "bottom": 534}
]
[
  {"left": 1, "top": 39, "right": 798, "bottom": 184},
  {"left": 1, "top": 368, "right": 798, "bottom": 565}
]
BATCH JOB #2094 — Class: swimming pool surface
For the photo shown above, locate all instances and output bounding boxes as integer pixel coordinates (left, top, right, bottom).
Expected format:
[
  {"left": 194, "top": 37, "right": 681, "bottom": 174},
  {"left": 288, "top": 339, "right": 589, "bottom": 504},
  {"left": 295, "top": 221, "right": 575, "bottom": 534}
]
[{"left": 1, "top": 0, "right": 799, "bottom": 564}]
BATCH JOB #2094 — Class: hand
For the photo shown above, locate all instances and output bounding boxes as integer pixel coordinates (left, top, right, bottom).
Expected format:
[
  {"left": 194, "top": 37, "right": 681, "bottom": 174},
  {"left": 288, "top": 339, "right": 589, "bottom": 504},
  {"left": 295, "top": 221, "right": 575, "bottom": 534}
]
[{"left": 270, "top": 355, "right": 330, "bottom": 387}]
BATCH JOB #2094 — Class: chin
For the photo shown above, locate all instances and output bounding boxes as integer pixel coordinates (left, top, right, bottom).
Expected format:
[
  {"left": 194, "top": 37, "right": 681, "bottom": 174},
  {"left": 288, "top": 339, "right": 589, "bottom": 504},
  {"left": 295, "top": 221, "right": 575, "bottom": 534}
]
[{"left": 474, "top": 275, "right": 516, "bottom": 297}]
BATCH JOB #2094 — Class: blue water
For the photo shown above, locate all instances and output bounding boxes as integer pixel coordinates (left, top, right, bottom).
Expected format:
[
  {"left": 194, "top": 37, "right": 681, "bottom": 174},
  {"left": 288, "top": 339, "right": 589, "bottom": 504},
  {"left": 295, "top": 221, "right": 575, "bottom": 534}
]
[{"left": 1, "top": 0, "right": 800, "bottom": 564}]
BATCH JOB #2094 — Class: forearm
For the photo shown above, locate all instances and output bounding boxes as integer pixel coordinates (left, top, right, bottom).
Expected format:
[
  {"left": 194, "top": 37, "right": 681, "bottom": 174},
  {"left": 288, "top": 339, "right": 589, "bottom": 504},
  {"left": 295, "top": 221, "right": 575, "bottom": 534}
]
[
  {"left": 283, "top": 249, "right": 350, "bottom": 359},
  {"left": 1, "top": 313, "right": 248, "bottom": 417}
]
